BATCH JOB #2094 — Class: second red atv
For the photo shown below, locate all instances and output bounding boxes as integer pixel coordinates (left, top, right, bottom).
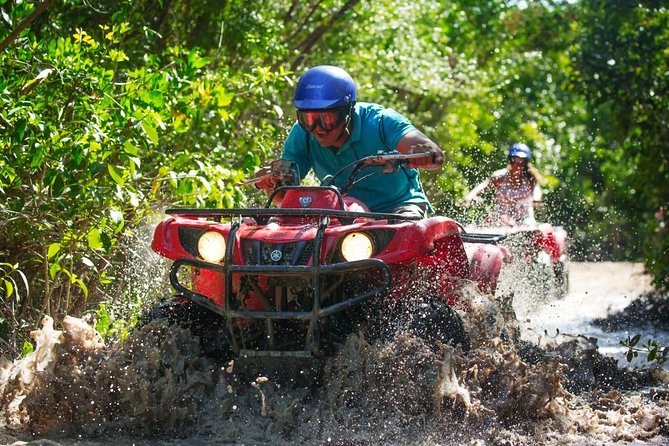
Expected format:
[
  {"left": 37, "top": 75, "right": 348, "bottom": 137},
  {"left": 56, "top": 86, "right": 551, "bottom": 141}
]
[
  {"left": 149, "top": 153, "right": 509, "bottom": 380},
  {"left": 463, "top": 212, "right": 569, "bottom": 300}
]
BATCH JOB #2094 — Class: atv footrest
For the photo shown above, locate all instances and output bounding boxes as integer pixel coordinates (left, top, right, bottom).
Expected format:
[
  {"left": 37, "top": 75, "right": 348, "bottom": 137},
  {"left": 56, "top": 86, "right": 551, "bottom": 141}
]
[
  {"left": 460, "top": 232, "right": 507, "bottom": 244},
  {"left": 235, "top": 349, "right": 324, "bottom": 386}
]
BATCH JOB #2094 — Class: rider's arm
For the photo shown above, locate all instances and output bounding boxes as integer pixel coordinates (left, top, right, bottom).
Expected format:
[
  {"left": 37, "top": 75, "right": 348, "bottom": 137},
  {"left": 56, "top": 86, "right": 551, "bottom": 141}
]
[
  {"left": 396, "top": 129, "right": 445, "bottom": 170},
  {"left": 532, "top": 182, "right": 543, "bottom": 207},
  {"left": 464, "top": 178, "right": 491, "bottom": 203}
]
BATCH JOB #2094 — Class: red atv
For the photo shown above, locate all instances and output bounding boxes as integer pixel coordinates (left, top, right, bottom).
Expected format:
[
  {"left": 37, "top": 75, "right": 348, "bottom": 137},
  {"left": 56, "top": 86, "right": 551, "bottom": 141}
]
[
  {"left": 464, "top": 212, "right": 569, "bottom": 299},
  {"left": 149, "top": 153, "right": 509, "bottom": 379}
]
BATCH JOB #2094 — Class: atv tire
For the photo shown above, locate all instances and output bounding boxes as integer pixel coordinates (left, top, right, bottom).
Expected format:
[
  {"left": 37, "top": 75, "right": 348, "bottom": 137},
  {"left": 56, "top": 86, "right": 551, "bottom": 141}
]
[
  {"left": 140, "top": 295, "right": 232, "bottom": 360},
  {"left": 405, "top": 299, "right": 470, "bottom": 352}
]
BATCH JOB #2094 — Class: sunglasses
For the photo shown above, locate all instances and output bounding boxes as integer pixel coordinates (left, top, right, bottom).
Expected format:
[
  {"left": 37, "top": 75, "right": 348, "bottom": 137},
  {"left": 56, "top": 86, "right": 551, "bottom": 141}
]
[{"left": 297, "top": 107, "right": 349, "bottom": 132}]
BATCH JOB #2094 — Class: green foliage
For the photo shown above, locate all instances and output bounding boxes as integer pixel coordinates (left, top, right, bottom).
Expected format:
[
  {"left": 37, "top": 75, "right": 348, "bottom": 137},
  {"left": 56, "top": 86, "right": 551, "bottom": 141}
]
[
  {"left": 93, "top": 302, "right": 136, "bottom": 342},
  {"left": 0, "top": 0, "right": 295, "bottom": 355},
  {"left": 21, "top": 340, "right": 34, "bottom": 357},
  {"left": 572, "top": 1, "right": 669, "bottom": 281},
  {"left": 621, "top": 334, "right": 669, "bottom": 365},
  {"left": 0, "top": 262, "right": 29, "bottom": 354}
]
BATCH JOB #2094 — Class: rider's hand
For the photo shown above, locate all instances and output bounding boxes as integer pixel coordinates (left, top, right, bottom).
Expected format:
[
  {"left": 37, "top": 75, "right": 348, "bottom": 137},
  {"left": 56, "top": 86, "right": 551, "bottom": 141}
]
[
  {"left": 407, "top": 143, "right": 444, "bottom": 169},
  {"left": 253, "top": 166, "right": 279, "bottom": 193},
  {"left": 460, "top": 196, "right": 483, "bottom": 207}
]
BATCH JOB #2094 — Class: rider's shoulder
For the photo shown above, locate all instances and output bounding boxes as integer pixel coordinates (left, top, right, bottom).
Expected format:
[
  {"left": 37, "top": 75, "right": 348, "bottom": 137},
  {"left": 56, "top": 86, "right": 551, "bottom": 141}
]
[
  {"left": 362, "top": 102, "right": 406, "bottom": 120},
  {"left": 489, "top": 168, "right": 508, "bottom": 180}
]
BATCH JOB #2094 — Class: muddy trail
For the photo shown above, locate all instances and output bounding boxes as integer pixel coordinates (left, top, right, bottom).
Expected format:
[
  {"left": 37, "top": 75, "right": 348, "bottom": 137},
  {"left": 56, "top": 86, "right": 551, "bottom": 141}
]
[{"left": 0, "top": 262, "right": 668, "bottom": 446}]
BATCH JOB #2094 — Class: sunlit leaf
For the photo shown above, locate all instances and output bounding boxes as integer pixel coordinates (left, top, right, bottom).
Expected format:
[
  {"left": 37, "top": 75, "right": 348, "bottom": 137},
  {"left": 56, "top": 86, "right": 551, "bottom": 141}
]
[
  {"left": 140, "top": 121, "right": 159, "bottom": 144},
  {"left": 47, "top": 243, "right": 62, "bottom": 259},
  {"left": 75, "top": 278, "right": 89, "bottom": 299},
  {"left": 49, "top": 262, "right": 61, "bottom": 280},
  {"left": 87, "top": 228, "right": 104, "bottom": 250},
  {"left": 22, "top": 341, "right": 34, "bottom": 357},
  {"left": 3, "top": 279, "right": 13, "bottom": 298},
  {"left": 107, "top": 164, "right": 124, "bottom": 186},
  {"left": 109, "top": 49, "right": 128, "bottom": 62},
  {"left": 123, "top": 141, "right": 140, "bottom": 156}
]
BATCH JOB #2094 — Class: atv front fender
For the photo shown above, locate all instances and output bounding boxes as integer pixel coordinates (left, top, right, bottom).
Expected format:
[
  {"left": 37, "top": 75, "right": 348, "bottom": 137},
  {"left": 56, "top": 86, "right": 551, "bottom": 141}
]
[{"left": 464, "top": 243, "right": 511, "bottom": 295}]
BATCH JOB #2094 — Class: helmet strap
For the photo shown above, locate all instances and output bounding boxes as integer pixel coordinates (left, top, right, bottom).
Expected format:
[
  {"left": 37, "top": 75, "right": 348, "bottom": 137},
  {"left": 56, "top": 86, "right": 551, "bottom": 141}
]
[{"left": 328, "top": 103, "right": 354, "bottom": 148}]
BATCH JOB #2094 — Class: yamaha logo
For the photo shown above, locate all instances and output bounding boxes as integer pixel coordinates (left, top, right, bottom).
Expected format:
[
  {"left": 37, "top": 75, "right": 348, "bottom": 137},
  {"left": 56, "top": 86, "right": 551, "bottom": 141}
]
[
  {"left": 299, "top": 196, "right": 313, "bottom": 207},
  {"left": 270, "top": 250, "right": 282, "bottom": 262}
]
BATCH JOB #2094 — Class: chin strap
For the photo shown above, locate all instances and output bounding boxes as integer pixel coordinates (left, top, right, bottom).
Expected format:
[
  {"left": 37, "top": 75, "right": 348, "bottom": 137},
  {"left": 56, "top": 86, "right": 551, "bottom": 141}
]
[{"left": 329, "top": 103, "right": 354, "bottom": 148}]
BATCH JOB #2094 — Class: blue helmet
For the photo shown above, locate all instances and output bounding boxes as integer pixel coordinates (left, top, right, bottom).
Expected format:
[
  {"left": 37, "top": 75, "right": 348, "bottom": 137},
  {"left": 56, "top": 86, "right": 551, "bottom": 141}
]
[
  {"left": 293, "top": 66, "right": 356, "bottom": 110},
  {"left": 508, "top": 143, "right": 532, "bottom": 159}
]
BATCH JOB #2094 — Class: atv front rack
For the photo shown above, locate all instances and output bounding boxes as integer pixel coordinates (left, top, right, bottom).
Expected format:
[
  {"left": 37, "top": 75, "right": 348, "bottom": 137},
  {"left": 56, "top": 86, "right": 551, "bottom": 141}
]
[
  {"left": 165, "top": 205, "right": 422, "bottom": 225},
  {"left": 167, "top": 211, "right": 392, "bottom": 357},
  {"left": 459, "top": 231, "right": 507, "bottom": 244}
]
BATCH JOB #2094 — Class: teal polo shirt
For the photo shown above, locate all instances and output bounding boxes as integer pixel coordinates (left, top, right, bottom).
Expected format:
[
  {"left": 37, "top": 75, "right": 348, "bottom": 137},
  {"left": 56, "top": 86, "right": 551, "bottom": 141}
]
[{"left": 282, "top": 102, "right": 431, "bottom": 213}]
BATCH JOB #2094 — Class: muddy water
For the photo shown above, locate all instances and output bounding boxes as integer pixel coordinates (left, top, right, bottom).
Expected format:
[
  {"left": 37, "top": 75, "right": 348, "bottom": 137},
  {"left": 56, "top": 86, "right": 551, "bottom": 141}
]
[
  {"left": 1, "top": 263, "right": 668, "bottom": 446},
  {"left": 519, "top": 262, "right": 668, "bottom": 368}
]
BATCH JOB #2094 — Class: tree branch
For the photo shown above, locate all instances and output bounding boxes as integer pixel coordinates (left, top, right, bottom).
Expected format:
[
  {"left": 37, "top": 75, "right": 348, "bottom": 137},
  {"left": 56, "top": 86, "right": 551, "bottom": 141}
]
[
  {"left": 0, "top": 0, "right": 55, "bottom": 54},
  {"left": 290, "top": 0, "right": 361, "bottom": 70}
]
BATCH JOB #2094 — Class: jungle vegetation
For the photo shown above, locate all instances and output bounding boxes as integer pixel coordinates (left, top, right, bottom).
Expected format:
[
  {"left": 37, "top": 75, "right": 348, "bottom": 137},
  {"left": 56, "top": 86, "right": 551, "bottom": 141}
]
[{"left": 0, "top": 0, "right": 667, "bottom": 357}]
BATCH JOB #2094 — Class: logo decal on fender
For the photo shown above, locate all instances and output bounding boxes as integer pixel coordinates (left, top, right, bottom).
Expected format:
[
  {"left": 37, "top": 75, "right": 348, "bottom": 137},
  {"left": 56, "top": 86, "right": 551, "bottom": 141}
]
[{"left": 299, "top": 196, "right": 313, "bottom": 207}]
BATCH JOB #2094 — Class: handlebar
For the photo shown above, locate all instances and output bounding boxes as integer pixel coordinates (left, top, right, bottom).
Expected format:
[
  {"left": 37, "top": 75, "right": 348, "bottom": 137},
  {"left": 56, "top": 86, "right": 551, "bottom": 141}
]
[
  {"left": 237, "top": 151, "right": 432, "bottom": 192},
  {"left": 361, "top": 151, "right": 432, "bottom": 166},
  {"left": 326, "top": 151, "right": 432, "bottom": 193},
  {"left": 235, "top": 176, "right": 270, "bottom": 187},
  {"left": 235, "top": 159, "right": 300, "bottom": 189}
]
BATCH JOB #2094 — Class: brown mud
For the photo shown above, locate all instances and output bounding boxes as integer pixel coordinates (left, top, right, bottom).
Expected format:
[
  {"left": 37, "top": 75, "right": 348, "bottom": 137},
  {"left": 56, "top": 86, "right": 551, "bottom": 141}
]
[{"left": 0, "top": 262, "right": 668, "bottom": 446}]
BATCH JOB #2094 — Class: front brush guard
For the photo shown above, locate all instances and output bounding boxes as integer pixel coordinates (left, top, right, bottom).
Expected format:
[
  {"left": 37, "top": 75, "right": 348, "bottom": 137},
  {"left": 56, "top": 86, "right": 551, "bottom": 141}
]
[{"left": 168, "top": 214, "right": 391, "bottom": 356}]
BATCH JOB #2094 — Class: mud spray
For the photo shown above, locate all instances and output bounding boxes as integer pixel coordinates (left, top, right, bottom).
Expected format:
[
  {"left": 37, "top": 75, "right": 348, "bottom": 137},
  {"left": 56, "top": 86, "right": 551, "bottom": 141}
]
[{"left": 0, "top": 238, "right": 668, "bottom": 445}]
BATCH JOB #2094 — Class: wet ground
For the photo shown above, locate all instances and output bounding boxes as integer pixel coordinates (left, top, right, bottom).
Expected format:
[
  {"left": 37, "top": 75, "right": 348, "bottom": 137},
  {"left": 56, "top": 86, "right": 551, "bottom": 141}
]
[
  {"left": 0, "top": 262, "right": 667, "bottom": 445},
  {"left": 518, "top": 262, "right": 666, "bottom": 367}
]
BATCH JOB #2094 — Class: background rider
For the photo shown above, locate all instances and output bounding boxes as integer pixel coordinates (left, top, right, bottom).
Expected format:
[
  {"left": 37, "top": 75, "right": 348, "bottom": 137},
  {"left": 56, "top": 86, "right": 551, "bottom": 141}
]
[{"left": 463, "top": 142, "right": 543, "bottom": 226}]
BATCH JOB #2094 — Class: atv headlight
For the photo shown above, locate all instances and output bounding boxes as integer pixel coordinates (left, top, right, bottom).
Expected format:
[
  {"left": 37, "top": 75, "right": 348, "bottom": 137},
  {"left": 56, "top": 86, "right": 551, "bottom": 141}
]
[
  {"left": 340, "top": 232, "right": 375, "bottom": 261},
  {"left": 197, "top": 231, "right": 226, "bottom": 263}
]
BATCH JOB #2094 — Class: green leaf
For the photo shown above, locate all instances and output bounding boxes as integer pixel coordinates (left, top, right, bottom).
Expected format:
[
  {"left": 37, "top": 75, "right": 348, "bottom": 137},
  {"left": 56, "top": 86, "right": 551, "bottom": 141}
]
[
  {"left": 87, "top": 228, "right": 104, "bottom": 250},
  {"left": 123, "top": 140, "right": 140, "bottom": 156},
  {"left": 22, "top": 340, "right": 34, "bottom": 357},
  {"left": 109, "top": 49, "right": 129, "bottom": 62},
  {"left": 107, "top": 164, "right": 124, "bottom": 186},
  {"left": 140, "top": 121, "right": 159, "bottom": 144},
  {"left": 3, "top": 279, "right": 13, "bottom": 298},
  {"left": 75, "top": 278, "right": 89, "bottom": 298},
  {"left": 95, "top": 304, "right": 112, "bottom": 336},
  {"left": 47, "top": 243, "right": 62, "bottom": 259},
  {"left": 626, "top": 349, "right": 634, "bottom": 362},
  {"left": 216, "top": 89, "right": 234, "bottom": 107},
  {"left": 49, "top": 262, "right": 61, "bottom": 279},
  {"left": 188, "top": 50, "right": 210, "bottom": 69}
]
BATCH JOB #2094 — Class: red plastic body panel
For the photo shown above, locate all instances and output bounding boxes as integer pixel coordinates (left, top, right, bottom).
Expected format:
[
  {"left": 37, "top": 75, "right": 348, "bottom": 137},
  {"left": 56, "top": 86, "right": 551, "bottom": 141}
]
[
  {"left": 151, "top": 212, "right": 479, "bottom": 306},
  {"left": 464, "top": 243, "right": 511, "bottom": 295}
]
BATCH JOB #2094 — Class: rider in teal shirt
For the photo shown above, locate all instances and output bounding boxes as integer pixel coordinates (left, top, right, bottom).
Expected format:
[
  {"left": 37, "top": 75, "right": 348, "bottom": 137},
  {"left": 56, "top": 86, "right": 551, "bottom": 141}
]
[{"left": 256, "top": 66, "right": 444, "bottom": 217}]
